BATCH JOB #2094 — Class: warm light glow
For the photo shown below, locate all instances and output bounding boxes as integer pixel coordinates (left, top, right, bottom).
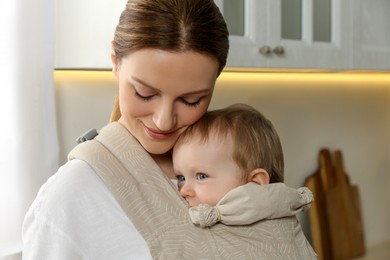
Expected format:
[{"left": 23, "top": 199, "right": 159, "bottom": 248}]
[
  {"left": 54, "top": 70, "right": 116, "bottom": 84},
  {"left": 54, "top": 69, "right": 390, "bottom": 89},
  {"left": 217, "top": 69, "right": 390, "bottom": 89}
]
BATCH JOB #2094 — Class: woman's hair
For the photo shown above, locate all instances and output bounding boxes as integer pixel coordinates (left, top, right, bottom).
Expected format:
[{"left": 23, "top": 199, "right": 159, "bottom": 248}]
[
  {"left": 176, "top": 104, "right": 284, "bottom": 183},
  {"left": 110, "top": 0, "right": 229, "bottom": 122}
]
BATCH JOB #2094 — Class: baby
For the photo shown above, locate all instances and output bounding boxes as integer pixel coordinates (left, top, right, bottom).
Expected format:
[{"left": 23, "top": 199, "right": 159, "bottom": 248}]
[{"left": 173, "top": 103, "right": 317, "bottom": 258}]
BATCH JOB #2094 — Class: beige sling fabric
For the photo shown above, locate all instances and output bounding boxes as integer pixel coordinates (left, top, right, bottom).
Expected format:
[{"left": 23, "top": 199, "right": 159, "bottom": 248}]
[
  {"left": 189, "top": 183, "right": 313, "bottom": 227},
  {"left": 69, "top": 122, "right": 317, "bottom": 259}
]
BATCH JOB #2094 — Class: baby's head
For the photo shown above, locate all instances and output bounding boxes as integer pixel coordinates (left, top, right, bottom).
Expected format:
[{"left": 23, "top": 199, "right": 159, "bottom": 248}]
[{"left": 173, "top": 103, "right": 284, "bottom": 206}]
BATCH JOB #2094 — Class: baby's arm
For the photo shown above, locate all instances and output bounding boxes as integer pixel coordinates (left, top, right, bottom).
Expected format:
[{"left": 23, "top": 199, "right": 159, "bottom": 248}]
[{"left": 189, "top": 182, "right": 313, "bottom": 227}]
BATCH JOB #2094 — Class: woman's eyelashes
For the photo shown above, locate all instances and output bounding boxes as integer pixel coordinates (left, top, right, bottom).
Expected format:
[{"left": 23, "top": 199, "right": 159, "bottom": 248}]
[
  {"left": 134, "top": 90, "right": 154, "bottom": 101},
  {"left": 179, "top": 97, "right": 201, "bottom": 107},
  {"left": 135, "top": 92, "right": 201, "bottom": 107}
]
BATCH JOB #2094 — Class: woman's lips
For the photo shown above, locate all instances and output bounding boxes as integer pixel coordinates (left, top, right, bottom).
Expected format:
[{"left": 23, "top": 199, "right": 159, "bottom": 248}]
[{"left": 144, "top": 125, "right": 176, "bottom": 140}]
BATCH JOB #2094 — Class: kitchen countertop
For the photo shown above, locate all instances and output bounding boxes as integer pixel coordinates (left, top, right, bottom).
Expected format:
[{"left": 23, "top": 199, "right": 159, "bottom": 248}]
[{"left": 353, "top": 240, "right": 390, "bottom": 260}]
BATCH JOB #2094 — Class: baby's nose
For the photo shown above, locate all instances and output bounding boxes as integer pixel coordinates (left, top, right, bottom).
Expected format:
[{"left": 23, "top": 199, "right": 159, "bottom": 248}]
[{"left": 179, "top": 181, "right": 195, "bottom": 198}]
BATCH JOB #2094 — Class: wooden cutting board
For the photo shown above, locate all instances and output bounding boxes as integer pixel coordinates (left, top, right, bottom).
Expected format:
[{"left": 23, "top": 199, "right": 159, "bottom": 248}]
[
  {"left": 306, "top": 149, "right": 365, "bottom": 260},
  {"left": 306, "top": 150, "right": 332, "bottom": 260},
  {"left": 325, "top": 150, "right": 365, "bottom": 259}
]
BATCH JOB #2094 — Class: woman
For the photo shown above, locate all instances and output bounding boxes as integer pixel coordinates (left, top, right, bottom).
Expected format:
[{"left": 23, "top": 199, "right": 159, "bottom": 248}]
[{"left": 23, "top": 0, "right": 228, "bottom": 259}]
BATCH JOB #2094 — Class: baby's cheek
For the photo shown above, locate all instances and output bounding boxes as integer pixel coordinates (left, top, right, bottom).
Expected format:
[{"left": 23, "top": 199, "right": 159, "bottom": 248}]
[{"left": 198, "top": 188, "right": 221, "bottom": 207}]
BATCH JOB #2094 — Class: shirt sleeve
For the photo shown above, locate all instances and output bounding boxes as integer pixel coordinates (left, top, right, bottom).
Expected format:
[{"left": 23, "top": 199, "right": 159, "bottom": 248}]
[
  {"left": 23, "top": 208, "right": 89, "bottom": 260},
  {"left": 22, "top": 159, "right": 152, "bottom": 260}
]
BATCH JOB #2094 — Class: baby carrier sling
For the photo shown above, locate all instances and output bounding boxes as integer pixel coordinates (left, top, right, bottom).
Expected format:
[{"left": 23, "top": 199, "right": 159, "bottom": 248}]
[{"left": 69, "top": 122, "right": 316, "bottom": 260}]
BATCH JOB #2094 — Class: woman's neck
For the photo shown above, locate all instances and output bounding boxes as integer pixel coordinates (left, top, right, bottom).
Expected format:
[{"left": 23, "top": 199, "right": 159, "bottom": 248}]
[{"left": 151, "top": 152, "right": 176, "bottom": 179}]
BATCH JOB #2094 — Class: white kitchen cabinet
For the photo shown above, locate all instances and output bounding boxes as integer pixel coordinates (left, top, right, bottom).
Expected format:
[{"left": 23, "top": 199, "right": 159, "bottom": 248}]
[
  {"left": 55, "top": 0, "right": 388, "bottom": 70},
  {"left": 55, "top": 0, "right": 127, "bottom": 69},
  {"left": 352, "top": 0, "right": 390, "bottom": 70},
  {"left": 216, "top": 0, "right": 354, "bottom": 69}
]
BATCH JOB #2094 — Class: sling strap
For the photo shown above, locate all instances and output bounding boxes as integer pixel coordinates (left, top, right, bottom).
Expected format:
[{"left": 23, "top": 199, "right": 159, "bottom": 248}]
[{"left": 69, "top": 122, "right": 317, "bottom": 259}]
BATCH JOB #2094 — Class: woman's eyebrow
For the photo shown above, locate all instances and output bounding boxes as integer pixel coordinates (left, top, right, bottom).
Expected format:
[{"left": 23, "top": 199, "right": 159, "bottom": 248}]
[
  {"left": 131, "top": 76, "right": 213, "bottom": 96},
  {"left": 131, "top": 76, "right": 157, "bottom": 91},
  {"left": 184, "top": 88, "right": 214, "bottom": 96}
]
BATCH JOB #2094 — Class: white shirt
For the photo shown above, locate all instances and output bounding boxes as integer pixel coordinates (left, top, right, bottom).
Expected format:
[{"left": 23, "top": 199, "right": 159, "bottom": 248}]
[{"left": 22, "top": 159, "right": 152, "bottom": 260}]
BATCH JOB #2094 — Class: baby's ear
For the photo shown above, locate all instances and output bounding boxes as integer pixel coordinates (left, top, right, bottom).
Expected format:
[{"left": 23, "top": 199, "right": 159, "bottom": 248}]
[{"left": 248, "top": 168, "right": 270, "bottom": 185}]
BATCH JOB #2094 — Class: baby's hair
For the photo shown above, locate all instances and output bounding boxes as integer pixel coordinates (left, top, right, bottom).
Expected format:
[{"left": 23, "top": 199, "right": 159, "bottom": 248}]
[{"left": 176, "top": 104, "right": 284, "bottom": 183}]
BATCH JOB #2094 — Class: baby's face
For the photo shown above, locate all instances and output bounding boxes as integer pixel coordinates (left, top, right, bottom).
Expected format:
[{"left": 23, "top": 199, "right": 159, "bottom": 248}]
[{"left": 173, "top": 132, "right": 245, "bottom": 207}]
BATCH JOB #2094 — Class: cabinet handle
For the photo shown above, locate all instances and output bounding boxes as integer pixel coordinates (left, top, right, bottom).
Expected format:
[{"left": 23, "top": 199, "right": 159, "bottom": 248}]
[
  {"left": 259, "top": 46, "right": 272, "bottom": 55},
  {"left": 273, "top": 46, "right": 285, "bottom": 55}
]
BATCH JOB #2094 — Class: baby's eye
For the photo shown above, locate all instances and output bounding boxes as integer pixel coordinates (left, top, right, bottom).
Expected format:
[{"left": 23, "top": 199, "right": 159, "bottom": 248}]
[
  {"left": 177, "top": 175, "right": 186, "bottom": 182},
  {"left": 196, "top": 173, "right": 208, "bottom": 180}
]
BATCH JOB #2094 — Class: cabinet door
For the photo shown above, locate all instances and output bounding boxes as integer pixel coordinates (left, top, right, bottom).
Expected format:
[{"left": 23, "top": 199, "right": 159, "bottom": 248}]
[
  {"left": 353, "top": 0, "right": 390, "bottom": 70},
  {"left": 219, "top": 0, "right": 353, "bottom": 69},
  {"left": 215, "top": 0, "right": 268, "bottom": 68},
  {"left": 55, "top": 0, "right": 127, "bottom": 69},
  {"left": 267, "top": 0, "right": 352, "bottom": 69}
]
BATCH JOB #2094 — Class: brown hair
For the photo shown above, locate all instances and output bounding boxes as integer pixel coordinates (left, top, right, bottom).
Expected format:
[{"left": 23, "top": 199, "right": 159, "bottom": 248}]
[
  {"left": 110, "top": 0, "right": 229, "bottom": 122},
  {"left": 176, "top": 104, "right": 284, "bottom": 183}
]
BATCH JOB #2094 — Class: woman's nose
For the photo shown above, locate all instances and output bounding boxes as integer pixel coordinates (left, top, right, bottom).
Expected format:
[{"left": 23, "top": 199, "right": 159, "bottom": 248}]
[{"left": 153, "top": 101, "right": 176, "bottom": 131}]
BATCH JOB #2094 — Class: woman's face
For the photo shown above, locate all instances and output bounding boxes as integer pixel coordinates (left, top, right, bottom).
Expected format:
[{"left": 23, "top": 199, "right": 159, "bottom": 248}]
[{"left": 112, "top": 49, "right": 219, "bottom": 155}]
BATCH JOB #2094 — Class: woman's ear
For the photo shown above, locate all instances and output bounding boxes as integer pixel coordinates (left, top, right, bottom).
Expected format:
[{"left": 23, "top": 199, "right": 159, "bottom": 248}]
[
  {"left": 111, "top": 42, "right": 119, "bottom": 80},
  {"left": 248, "top": 168, "right": 270, "bottom": 185}
]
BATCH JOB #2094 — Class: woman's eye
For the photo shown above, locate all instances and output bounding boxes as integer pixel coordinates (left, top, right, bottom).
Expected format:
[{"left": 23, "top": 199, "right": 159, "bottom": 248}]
[
  {"left": 196, "top": 173, "right": 208, "bottom": 180},
  {"left": 135, "top": 91, "right": 154, "bottom": 101},
  {"left": 180, "top": 98, "right": 200, "bottom": 107},
  {"left": 177, "top": 175, "right": 186, "bottom": 182}
]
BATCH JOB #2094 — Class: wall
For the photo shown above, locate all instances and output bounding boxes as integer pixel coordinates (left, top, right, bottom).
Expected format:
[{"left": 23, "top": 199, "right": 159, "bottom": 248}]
[{"left": 55, "top": 70, "right": 390, "bottom": 249}]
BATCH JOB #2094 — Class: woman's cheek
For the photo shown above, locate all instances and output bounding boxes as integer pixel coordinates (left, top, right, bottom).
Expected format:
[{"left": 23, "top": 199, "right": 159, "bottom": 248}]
[
  {"left": 120, "top": 90, "right": 151, "bottom": 119},
  {"left": 179, "top": 103, "right": 210, "bottom": 126}
]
